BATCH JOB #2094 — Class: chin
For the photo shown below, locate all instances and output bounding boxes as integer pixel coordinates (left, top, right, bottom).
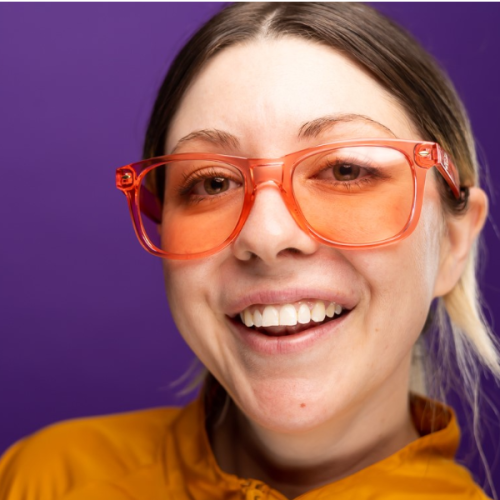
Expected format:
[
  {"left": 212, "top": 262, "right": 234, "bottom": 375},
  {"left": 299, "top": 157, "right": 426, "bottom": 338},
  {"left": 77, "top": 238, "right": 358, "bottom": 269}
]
[{"left": 230, "top": 376, "right": 349, "bottom": 433}]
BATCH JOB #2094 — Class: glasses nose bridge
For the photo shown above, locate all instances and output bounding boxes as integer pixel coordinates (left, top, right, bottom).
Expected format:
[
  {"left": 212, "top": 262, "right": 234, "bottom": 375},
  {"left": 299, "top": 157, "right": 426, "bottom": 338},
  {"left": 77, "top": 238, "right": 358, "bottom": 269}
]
[{"left": 249, "top": 161, "right": 284, "bottom": 190}]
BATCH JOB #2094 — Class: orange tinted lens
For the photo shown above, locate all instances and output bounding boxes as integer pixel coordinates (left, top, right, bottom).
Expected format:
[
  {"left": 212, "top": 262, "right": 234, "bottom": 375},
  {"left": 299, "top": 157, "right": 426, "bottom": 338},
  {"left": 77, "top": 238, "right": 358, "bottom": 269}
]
[
  {"left": 139, "top": 160, "right": 245, "bottom": 255},
  {"left": 292, "top": 146, "right": 414, "bottom": 244}
]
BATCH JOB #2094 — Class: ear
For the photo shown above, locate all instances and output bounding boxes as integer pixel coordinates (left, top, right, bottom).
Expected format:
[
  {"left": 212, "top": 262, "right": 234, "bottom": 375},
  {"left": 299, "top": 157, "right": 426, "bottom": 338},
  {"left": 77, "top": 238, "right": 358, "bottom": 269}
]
[{"left": 433, "top": 187, "right": 488, "bottom": 298}]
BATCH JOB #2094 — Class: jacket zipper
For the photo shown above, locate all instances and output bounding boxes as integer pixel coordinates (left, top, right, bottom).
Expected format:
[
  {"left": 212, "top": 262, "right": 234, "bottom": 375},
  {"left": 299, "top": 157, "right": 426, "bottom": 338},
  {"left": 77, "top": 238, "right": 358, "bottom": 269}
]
[{"left": 240, "top": 478, "right": 267, "bottom": 500}]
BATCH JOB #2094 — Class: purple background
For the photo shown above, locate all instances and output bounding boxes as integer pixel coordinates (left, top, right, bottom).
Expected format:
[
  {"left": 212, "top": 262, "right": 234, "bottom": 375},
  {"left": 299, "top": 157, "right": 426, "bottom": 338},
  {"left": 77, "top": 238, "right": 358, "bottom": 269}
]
[{"left": 1, "top": 2, "right": 499, "bottom": 494}]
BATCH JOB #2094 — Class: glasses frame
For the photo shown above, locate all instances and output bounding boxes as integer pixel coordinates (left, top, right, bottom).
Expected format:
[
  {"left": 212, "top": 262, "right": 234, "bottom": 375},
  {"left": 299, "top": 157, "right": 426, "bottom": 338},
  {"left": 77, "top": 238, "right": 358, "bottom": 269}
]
[{"left": 116, "top": 138, "right": 461, "bottom": 259}]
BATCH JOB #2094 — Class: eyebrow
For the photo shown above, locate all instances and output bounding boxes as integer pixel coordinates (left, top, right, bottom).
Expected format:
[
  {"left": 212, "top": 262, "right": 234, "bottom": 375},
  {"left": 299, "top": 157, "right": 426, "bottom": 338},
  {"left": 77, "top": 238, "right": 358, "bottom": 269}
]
[
  {"left": 172, "top": 128, "right": 239, "bottom": 154},
  {"left": 169, "top": 113, "right": 396, "bottom": 154},
  {"left": 298, "top": 113, "right": 396, "bottom": 139}
]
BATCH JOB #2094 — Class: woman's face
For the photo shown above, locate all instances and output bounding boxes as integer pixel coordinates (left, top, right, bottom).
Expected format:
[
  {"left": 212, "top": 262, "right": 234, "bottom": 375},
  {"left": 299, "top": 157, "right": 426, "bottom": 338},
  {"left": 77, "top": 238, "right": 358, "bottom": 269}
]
[{"left": 163, "top": 38, "right": 448, "bottom": 432}]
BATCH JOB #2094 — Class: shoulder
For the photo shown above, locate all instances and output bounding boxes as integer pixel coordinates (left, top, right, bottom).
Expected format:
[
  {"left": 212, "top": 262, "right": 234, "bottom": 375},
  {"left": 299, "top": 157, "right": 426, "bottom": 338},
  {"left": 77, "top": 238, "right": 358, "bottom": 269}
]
[{"left": 0, "top": 406, "right": 182, "bottom": 500}]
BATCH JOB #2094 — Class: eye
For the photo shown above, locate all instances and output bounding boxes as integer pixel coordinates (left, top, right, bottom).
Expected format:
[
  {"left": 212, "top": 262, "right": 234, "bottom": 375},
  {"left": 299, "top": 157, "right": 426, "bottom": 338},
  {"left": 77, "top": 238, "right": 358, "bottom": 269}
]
[
  {"left": 200, "top": 177, "right": 231, "bottom": 195},
  {"left": 332, "top": 163, "right": 361, "bottom": 181}
]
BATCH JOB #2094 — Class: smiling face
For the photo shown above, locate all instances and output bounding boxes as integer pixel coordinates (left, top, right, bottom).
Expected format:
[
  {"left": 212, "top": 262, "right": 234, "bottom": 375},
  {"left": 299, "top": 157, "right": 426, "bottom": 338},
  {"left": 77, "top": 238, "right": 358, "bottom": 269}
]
[{"left": 162, "top": 37, "right": 448, "bottom": 433}]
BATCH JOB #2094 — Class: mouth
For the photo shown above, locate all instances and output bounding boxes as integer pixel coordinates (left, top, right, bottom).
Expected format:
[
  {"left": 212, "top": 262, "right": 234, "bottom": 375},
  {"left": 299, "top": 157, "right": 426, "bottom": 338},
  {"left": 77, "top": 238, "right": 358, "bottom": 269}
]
[{"left": 232, "top": 299, "right": 351, "bottom": 337}]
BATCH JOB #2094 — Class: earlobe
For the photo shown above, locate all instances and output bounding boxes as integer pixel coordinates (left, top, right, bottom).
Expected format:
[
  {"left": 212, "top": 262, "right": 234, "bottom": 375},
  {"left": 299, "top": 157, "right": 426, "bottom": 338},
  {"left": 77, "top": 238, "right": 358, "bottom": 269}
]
[{"left": 433, "top": 187, "right": 488, "bottom": 298}]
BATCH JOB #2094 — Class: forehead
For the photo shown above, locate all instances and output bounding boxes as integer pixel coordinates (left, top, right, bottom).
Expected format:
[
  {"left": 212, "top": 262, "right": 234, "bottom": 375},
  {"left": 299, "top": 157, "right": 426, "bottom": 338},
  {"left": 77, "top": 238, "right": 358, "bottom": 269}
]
[{"left": 166, "top": 37, "right": 420, "bottom": 156}]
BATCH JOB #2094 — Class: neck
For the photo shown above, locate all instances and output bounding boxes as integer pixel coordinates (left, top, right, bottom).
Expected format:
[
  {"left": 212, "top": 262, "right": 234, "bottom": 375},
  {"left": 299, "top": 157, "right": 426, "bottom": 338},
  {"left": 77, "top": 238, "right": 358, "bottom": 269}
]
[{"left": 209, "top": 371, "right": 420, "bottom": 499}]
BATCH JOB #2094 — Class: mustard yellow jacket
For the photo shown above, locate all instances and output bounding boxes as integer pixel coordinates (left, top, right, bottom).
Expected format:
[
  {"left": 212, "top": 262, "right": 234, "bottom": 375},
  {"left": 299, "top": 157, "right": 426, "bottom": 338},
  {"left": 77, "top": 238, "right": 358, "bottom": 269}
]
[{"left": 0, "top": 394, "right": 491, "bottom": 499}]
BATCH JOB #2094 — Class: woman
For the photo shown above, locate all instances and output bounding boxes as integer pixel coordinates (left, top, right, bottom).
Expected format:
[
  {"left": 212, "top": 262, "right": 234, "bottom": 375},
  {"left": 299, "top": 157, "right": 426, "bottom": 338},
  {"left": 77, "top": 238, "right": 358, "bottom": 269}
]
[{"left": 1, "top": 3, "right": 498, "bottom": 499}]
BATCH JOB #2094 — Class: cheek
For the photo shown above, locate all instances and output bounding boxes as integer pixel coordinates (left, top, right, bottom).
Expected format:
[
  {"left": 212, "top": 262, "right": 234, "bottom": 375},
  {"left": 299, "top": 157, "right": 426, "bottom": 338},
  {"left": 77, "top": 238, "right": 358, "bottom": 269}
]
[
  {"left": 161, "top": 260, "right": 206, "bottom": 344},
  {"left": 357, "top": 199, "right": 443, "bottom": 337},
  {"left": 161, "top": 256, "right": 229, "bottom": 372}
]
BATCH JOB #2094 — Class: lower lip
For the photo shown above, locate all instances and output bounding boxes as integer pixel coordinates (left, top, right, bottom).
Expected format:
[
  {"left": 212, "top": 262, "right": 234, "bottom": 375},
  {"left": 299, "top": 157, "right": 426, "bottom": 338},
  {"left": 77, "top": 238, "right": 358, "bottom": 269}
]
[{"left": 228, "top": 310, "right": 352, "bottom": 355}]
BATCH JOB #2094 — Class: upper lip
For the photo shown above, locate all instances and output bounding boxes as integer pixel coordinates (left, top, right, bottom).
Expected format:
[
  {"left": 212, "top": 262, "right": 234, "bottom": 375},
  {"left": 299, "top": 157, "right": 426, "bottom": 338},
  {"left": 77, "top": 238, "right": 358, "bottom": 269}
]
[{"left": 225, "top": 287, "right": 358, "bottom": 318}]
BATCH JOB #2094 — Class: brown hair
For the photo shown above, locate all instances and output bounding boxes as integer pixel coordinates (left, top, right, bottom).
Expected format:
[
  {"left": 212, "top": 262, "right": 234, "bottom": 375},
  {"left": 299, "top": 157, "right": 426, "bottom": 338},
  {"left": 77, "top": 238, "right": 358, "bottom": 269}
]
[{"left": 144, "top": 2, "right": 499, "bottom": 489}]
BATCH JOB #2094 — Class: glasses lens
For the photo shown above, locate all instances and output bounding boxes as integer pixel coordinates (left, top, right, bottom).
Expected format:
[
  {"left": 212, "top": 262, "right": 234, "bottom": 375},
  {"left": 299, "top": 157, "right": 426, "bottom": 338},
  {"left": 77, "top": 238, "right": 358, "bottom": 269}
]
[
  {"left": 138, "top": 160, "right": 245, "bottom": 256},
  {"left": 292, "top": 146, "right": 414, "bottom": 245}
]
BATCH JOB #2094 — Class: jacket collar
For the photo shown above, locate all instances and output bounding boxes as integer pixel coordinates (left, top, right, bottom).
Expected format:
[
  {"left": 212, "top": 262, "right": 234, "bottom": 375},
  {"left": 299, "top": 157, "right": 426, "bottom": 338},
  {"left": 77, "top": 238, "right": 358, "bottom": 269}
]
[{"left": 167, "top": 386, "right": 460, "bottom": 499}]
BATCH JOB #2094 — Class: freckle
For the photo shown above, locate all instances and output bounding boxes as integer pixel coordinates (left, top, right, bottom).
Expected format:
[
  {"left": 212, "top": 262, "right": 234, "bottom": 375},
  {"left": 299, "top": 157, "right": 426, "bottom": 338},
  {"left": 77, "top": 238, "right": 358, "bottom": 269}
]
[{"left": 300, "top": 403, "right": 306, "bottom": 408}]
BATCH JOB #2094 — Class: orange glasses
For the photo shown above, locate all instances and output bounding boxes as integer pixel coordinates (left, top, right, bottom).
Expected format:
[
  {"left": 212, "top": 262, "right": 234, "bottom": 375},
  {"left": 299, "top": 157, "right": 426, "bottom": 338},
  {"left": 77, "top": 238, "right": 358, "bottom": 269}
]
[{"left": 116, "top": 139, "right": 461, "bottom": 259}]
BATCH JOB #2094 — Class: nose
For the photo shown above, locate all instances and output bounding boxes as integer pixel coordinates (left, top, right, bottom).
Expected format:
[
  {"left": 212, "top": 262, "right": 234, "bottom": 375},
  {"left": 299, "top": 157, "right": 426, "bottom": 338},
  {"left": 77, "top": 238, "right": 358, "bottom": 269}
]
[{"left": 232, "top": 183, "right": 319, "bottom": 264}]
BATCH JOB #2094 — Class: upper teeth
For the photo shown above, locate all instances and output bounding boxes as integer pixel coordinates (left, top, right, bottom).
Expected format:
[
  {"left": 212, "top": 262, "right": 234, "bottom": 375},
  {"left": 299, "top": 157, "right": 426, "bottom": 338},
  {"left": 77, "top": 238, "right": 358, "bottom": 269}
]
[{"left": 239, "top": 301, "right": 343, "bottom": 328}]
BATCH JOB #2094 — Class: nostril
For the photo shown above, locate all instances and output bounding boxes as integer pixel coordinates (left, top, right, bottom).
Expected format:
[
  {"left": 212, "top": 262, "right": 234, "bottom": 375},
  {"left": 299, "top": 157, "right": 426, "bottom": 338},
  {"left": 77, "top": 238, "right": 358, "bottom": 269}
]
[{"left": 279, "top": 248, "right": 301, "bottom": 256}]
